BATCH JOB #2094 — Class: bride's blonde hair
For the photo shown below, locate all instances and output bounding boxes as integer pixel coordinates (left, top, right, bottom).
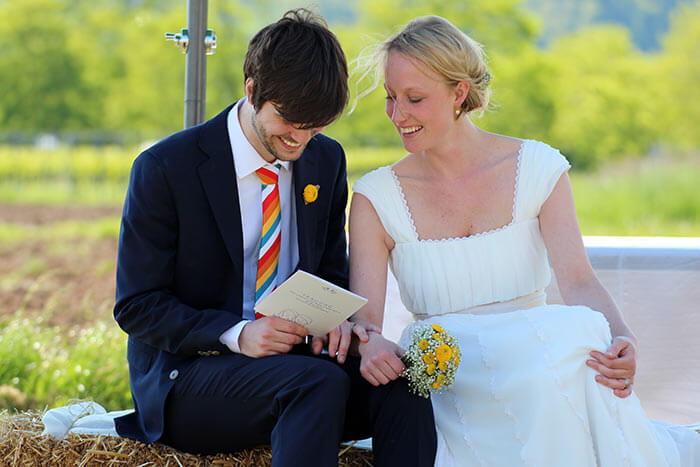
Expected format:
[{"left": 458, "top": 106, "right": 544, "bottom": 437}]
[{"left": 351, "top": 16, "right": 492, "bottom": 115}]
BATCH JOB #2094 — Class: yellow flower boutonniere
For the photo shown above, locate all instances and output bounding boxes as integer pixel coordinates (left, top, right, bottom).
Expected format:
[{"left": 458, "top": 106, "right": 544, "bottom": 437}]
[{"left": 303, "top": 184, "right": 320, "bottom": 204}]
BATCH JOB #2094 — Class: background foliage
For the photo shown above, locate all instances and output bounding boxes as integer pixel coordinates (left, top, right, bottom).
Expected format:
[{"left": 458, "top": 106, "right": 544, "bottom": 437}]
[{"left": 0, "top": 0, "right": 698, "bottom": 167}]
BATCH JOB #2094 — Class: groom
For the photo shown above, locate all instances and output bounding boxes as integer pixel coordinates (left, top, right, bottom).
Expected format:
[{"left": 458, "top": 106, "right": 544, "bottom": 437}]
[{"left": 113, "top": 8, "right": 436, "bottom": 466}]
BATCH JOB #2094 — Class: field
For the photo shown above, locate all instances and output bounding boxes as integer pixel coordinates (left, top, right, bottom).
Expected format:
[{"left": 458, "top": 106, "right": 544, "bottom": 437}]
[{"left": 1, "top": 145, "right": 699, "bottom": 413}]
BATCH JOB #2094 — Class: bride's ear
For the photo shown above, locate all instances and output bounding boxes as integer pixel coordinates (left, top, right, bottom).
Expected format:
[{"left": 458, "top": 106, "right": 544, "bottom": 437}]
[{"left": 454, "top": 81, "right": 469, "bottom": 113}]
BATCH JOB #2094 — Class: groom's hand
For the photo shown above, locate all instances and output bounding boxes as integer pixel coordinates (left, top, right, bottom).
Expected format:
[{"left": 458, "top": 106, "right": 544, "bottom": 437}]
[
  {"left": 311, "top": 320, "right": 381, "bottom": 363},
  {"left": 357, "top": 333, "right": 405, "bottom": 386},
  {"left": 238, "top": 317, "right": 308, "bottom": 358}
]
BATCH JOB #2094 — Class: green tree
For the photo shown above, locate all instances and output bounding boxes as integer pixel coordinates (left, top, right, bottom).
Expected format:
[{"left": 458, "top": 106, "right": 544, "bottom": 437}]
[
  {"left": 478, "top": 46, "right": 557, "bottom": 146},
  {"left": 544, "top": 26, "right": 659, "bottom": 167},
  {"left": 0, "top": 0, "right": 99, "bottom": 130},
  {"left": 204, "top": 1, "right": 254, "bottom": 120},
  {"left": 656, "top": 1, "right": 700, "bottom": 148},
  {"left": 99, "top": 7, "right": 186, "bottom": 134}
]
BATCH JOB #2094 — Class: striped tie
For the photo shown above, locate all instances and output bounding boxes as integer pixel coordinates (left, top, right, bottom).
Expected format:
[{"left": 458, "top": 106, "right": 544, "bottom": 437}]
[{"left": 254, "top": 164, "right": 281, "bottom": 316}]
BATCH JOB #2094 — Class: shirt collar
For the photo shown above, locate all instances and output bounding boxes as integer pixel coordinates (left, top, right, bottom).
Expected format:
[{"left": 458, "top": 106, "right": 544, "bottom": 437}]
[{"left": 227, "top": 97, "right": 291, "bottom": 180}]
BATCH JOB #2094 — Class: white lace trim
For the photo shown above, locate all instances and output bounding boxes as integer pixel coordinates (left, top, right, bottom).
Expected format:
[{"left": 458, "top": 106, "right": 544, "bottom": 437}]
[
  {"left": 511, "top": 139, "right": 526, "bottom": 223},
  {"left": 520, "top": 308, "right": 633, "bottom": 466},
  {"left": 389, "top": 139, "right": 527, "bottom": 243},
  {"left": 521, "top": 310, "right": 594, "bottom": 436},
  {"left": 444, "top": 390, "right": 488, "bottom": 467},
  {"left": 473, "top": 314, "right": 532, "bottom": 466},
  {"left": 609, "top": 393, "right": 632, "bottom": 466},
  {"left": 389, "top": 166, "right": 419, "bottom": 241}
]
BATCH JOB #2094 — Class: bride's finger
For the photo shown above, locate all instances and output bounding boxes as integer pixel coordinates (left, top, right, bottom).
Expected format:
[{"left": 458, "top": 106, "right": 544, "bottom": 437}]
[
  {"left": 360, "top": 365, "right": 381, "bottom": 386},
  {"left": 366, "top": 362, "right": 392, "bottom": 385},
  {"left": 603, "top": 354, "right": 636, "bottom": 371},
  {"left": 375, "top": 359, "right": 401, "bottom": 383},
  {"left": 589, "top": 351, "right": 636, "bottom": 375},
  {"left": 386, "top": 352, "right": 406, "bottom": 376},
  {"left": 614, "top": 386, "right": 633, "bottom": 398},
  {"left": 595, "top": 374, "right": 629, "bottom": 390},
  {"left": 586, "top": 359, "right": 628, "bottom": 379}
]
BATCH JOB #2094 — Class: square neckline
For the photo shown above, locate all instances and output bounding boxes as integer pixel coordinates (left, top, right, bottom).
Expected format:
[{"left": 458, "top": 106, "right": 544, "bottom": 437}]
[{"left": 389, "top": 139, "right": 528, "bottom": 243}]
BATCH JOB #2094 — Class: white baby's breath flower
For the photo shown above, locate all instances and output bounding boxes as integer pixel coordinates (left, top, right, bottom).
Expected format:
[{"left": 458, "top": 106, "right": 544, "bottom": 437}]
[{"left": 401, "top": 324, "right": 460, "bottom": 398}]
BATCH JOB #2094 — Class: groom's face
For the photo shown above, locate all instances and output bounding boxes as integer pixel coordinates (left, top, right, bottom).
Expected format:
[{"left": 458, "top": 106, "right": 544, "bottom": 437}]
[
  {"left": 244, "top": 78, "right": 324, "bottom": 164},
  {"left": 250, "top": 101, "right": 324, "bottom": 163}
]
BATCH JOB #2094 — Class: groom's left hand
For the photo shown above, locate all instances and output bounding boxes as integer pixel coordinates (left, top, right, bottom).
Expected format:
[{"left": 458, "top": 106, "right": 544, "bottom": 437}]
[
  {"left": 311, "top": 320, "right": 381, "bottom": 363},
  {"left": 587, "top": 336, "right": 637, "bottom": 398}
]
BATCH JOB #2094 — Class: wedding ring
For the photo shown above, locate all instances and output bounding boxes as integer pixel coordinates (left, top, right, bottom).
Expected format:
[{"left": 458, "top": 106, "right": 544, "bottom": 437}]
[{"left": 622, "top": 378, "right": 630, "bottom": 387}]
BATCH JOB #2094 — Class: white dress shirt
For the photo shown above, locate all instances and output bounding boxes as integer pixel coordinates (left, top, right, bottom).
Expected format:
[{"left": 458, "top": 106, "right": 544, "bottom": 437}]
[{"left": 219, "top": 98, "right": 299, "bottom": 352}]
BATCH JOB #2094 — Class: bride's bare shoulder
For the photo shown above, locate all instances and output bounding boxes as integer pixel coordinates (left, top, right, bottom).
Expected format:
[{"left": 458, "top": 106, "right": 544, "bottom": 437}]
[
  {"left": 484, "top": 133, "right": 524, "bottom": 155},
  {"left": 390, "top": 153, "right": 420, "bottom": 177}
]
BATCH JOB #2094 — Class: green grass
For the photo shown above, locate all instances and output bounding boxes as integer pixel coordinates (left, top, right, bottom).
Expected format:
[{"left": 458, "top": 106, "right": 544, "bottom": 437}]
[
  {"left": 0, "top": 316, "right": 130, "bottom": 412},
  {"left": 571, "top": 157, "right": 700, "bottom": 236},
  {"left": 2, "top": 145, "right": 699, "bottom": 235},
  {"left": 0, "top": 180, "right": 128, "bottom": 206}
]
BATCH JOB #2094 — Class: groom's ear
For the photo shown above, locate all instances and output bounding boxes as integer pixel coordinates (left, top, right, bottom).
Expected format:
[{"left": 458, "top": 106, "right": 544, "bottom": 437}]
[{"left": 245, "top": 78, "right": 256, "bottom": 105}]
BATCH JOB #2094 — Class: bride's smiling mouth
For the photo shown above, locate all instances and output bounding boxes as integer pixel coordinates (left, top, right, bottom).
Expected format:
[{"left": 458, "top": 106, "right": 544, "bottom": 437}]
[{"left": 399, "top": 125, "right": 423, "bottom": 136}]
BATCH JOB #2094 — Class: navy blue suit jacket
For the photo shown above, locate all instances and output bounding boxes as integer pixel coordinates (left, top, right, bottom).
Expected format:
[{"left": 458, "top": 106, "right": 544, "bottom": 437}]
[{"left": 113, "top": 103, "right": 350, "bottom": 443}]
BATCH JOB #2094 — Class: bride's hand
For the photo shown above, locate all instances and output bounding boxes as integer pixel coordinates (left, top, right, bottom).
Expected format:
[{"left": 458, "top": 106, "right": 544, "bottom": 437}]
[
  {"left": 357, "top": 332, "right": 405, "bottom": 386},
  {"left": 311, "top": 319, "right": 381, "bottom": 363},
  {"left": 587, "top": 336, "right": 637, "bottom": 398}
]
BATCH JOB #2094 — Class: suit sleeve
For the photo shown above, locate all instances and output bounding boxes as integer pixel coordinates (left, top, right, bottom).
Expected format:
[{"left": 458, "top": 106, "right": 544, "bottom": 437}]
[
  {"left": 314, "top": 143, "right": 350, "bottom": 290},
  {"left": 114, "top": 150, "right": 234, "bottom": 356}
]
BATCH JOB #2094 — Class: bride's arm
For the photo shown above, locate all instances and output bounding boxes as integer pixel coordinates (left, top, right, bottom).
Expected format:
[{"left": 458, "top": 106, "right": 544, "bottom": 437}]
[
  {"left": 539, "top": 172, "right": 638, "bottom": 398},
  {"left": 349, "top": 193, "right": 392, "bottom": 329},
  {"left": 349, "top": 193, "right": 406, "bottom": 386}
]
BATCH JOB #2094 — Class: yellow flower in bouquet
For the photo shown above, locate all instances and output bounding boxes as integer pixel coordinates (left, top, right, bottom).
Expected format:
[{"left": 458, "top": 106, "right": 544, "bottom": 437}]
[{"left": 401, "top": 323, "right": 460, "bottom": 398}]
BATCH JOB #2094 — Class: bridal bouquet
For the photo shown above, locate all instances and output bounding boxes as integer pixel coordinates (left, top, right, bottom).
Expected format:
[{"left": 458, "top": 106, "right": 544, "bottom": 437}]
[{"left": 401, "top": 324, "right": 460, "bottom": 398}]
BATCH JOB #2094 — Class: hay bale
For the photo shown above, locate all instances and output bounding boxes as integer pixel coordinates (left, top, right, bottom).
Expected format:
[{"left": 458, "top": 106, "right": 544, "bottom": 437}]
[{"left": 0, "top": 410, "right": 373, "bottom": 466}]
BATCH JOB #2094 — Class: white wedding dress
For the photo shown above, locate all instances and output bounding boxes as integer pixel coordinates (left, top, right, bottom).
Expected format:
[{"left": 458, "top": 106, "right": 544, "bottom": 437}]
[{"left": 353, "top": 139, "right": 700, "bottom": 466}]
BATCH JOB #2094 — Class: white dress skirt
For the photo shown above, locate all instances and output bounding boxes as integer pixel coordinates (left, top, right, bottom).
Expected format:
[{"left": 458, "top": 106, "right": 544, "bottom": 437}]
[{"left": 399, "top": 293, "right": 700, "bottom": 466}]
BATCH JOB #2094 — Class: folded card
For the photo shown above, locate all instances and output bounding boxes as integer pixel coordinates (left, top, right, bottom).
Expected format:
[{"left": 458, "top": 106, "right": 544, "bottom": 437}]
[{"left": 254, "top": 270, "right": 368, "bottom": 336}]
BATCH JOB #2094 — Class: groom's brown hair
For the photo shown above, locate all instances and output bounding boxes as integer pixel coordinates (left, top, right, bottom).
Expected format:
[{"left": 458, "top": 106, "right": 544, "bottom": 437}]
[{"left": 243, "top": 8, "right": 349, "bottom": 129}]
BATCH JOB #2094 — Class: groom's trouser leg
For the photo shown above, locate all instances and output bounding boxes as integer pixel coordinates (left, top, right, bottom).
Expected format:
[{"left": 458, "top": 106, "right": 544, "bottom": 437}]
[
  {"left": 340, "top": 356, "right": 437, "bottom": 467},
  {"left": 160, "top": 352, "right": 349, "bottom": 467}
]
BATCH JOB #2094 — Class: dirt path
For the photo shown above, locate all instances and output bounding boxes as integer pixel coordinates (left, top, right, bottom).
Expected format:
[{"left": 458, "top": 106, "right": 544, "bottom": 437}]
[
  {"left": 0, "top": 203, "right": 120, "bottom": 327},
  {"left": 0, "top": 203, "right": 121, "bottom": 224}
]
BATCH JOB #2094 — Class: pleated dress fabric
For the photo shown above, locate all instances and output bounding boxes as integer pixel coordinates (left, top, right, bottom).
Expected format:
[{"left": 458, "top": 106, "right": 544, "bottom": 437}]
[{"left": 353, "top": 140, "right": 700, "bottom": 466}]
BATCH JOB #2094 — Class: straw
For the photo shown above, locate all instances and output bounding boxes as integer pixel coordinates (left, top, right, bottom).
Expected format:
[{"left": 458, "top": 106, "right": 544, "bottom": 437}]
[{"left": 0, "top": 410, "right": 373, "bottom": 466}]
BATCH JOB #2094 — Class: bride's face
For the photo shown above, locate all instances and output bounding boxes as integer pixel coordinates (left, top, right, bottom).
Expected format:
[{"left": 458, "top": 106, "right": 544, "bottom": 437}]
[{"left": 383, "top": 50, "right": 462, "bottom": 154}]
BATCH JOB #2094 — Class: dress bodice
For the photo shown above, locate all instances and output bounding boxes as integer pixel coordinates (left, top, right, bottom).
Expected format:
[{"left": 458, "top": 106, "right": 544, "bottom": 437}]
[{"left": 353, "top": 139, "right": 571, "bottom": 316}]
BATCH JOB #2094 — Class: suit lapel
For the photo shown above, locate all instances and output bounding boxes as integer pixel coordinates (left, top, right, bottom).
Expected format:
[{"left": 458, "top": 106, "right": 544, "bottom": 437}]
[
  {"left": 196, "top": 106, "right": 323, "bottom": 272},
  {"left": 293, "top": 144, "right": 319, "bottom": 271},
  {"left": 196, "top": 104, "right": 244, "bottom": 269}
]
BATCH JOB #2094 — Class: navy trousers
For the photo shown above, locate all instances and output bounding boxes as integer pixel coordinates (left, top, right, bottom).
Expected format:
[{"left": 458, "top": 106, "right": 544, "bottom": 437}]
[{"left": 159, "top": 348, "right": 436, "bottom": 467}]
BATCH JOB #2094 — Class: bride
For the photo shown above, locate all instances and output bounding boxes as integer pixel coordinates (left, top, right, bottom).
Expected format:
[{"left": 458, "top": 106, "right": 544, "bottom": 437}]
[{"left": 349, "top": 15, "right": 700, "bottom": 466}]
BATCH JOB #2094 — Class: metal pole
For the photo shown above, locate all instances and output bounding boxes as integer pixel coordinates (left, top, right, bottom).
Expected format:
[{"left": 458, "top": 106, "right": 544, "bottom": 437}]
[{"left": 184, "top": 0, "right": 208, "bottom": 128}]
